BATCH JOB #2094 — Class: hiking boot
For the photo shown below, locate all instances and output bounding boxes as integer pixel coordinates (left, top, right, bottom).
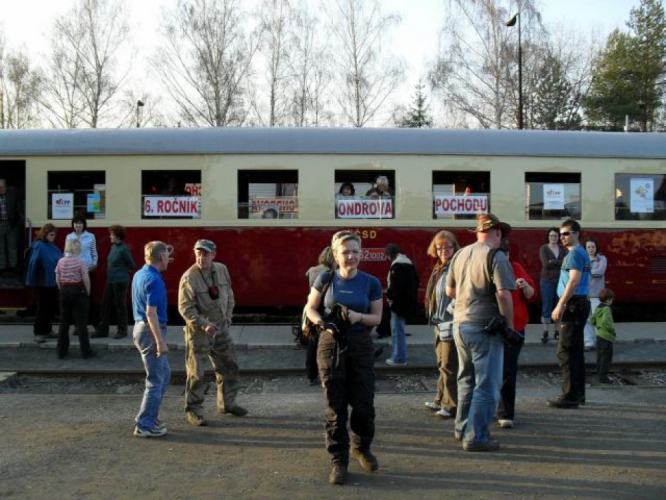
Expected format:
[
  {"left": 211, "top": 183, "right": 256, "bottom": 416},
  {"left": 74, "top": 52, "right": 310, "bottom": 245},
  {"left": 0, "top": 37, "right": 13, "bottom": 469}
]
[
  {"left": 186, "top": 412, "right": 207, "bottom": 427},
  {"left": 329, "top": 464, "right": 348, "bottom": 485},
  {"left": 351, "top": 449, "right": 379, "bottom": 473},
  {"left": 547, "top": 396, "right": 579, "bottom": 409},
  {"left": 133, "top": 426, "right": 167, "bottom": 438},
  {"left": 462, "top": 439, "right": 500, "bottom": 452},
  {"left": 223, "top": 405, "right": 248, "bottom": 417}
]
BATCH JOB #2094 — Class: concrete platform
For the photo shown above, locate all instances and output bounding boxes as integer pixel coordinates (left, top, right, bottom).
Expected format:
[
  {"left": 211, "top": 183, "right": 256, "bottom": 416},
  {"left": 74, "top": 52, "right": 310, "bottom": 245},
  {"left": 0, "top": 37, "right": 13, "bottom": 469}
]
[{"left": 0, "top": 322, "right": 665, "bottom": 374}]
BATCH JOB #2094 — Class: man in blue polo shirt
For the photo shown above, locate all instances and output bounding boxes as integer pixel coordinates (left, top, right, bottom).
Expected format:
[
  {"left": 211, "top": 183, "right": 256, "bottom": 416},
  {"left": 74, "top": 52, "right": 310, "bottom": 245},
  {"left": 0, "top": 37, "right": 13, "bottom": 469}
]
[
  {"left": 548, "top": 219, "right": 591, "bottom": 409},
  {"left": 132, "top": 241, "right": 171, "bottom": 437}
]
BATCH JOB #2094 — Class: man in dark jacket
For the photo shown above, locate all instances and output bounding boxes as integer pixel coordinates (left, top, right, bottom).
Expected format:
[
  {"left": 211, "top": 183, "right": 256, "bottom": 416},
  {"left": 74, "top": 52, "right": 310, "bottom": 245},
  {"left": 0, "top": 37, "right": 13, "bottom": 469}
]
[
  {"left": 0, "top": 178, "right": 19, "bottom": 273},
  {"left": 384, "top": 244, "right": 419, "bottom": 365}
]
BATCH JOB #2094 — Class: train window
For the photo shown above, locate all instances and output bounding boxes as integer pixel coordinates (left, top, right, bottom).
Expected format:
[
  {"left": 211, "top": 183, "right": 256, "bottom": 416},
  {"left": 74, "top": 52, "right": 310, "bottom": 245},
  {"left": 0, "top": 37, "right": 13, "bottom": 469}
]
[
  {"left": 525, "top": 173, "right": 581, "bottom": 220},
  {"left": 141, "top": 171, "right": 202, "bottom": 219},
  {"left": 432, "top": 171, "right": 490, "bottom": 220},
  {"left": 47, "top": 171, "right": 106, "bottom": 220},
  {"left": 334, "top": 170, "right": 395, "bottom": 220},
  {"left": 237, "top": 170, "right": 299, "bottom": 219},
  {"left": 615, "top": 174, "right": 666, "bottom": 221}
]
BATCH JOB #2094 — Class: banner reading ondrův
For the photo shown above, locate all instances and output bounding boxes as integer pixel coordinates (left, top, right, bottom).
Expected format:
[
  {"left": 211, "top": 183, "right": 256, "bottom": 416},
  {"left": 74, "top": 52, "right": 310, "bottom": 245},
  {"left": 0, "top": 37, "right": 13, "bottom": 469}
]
[
  {"left": 336, "top": 198, "right": 394, "bottom": 219},
  {"left": 433, "top": 195, "right": 488, "bottom": 216},
  {"left": 143, "top": 196, "right": 201, "bottom": 217}
]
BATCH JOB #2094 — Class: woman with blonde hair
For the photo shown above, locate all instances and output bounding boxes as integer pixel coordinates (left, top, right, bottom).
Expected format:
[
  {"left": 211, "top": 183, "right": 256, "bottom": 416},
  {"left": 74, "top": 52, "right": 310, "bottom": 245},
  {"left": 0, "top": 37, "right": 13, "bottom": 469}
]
[
  {"left": 305, "top": 231, "right": 383, "bottom": 485},
  {"left": 55, "top": 239, "right": 94, "bottom": 359},
  {"left": 424, "top": 230, "right": 460, "bottom": 419}
]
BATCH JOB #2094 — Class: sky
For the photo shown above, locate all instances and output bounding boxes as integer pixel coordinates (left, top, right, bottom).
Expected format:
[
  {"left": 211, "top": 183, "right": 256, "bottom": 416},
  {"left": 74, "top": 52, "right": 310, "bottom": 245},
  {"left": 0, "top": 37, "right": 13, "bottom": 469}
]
[{"left": 0, "top": 0, "right": 645, "bottom": 124}]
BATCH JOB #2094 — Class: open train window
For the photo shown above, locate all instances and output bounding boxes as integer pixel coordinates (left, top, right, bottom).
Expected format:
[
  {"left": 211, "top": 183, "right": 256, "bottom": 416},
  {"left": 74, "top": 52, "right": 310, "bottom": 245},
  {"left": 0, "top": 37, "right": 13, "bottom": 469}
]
[
  {"left": 334, "top": 170, "right": 395, "bottom": 220},
  {"left": 141, "top": 170, "right": 201, "bottom": 219},
  {"left": 237, "top": 170, "right": 299, "bottom": 219},
  {"left": 48, "top": 171, "right": 106, "bottom": 220},
  {"left": 615, "top": 174, "right": 666, "bottom": 221},
  {"left": 525, "top": 173, "right": 581, "bottom": 220},
  {"left": 432, "top": 171, "right": 490, "bottom": 220}
]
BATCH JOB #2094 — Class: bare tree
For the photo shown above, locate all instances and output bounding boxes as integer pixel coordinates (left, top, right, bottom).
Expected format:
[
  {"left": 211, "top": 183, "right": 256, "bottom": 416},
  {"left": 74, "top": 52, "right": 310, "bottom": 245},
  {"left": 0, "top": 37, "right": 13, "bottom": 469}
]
[
  {"left": 153, "top": 0, "right": 261, "bottom": 127},
  {"left": 257, "top": 0, "right": 293, "bottom": 126},
  {"left": 42, "top": 0, "right": 130, "bottom": 128},
  {"left": 288, "top": 1, "right": 332, "bottom": 126},
  {"left": 325, "top": 0, "right": 405, "bottom": 127},
  {"left": 0, "top": 52, "right": 44, "bottom": 129},
  {"left": 430, "top": 0, "right": 542, "bottom": 129}
]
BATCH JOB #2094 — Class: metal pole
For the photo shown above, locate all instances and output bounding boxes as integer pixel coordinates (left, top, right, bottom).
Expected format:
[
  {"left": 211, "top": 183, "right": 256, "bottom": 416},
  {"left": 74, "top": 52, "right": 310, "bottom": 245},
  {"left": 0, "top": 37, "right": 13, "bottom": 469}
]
[{"left": 518, "top": 13, "right": 523, "bottom": 130}]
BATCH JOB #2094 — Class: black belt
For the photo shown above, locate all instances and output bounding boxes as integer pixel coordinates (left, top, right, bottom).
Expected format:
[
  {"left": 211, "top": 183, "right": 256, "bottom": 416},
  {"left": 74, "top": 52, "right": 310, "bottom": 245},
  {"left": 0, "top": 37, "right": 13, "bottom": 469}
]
[{"left": 569, "top": 296, "right": 588, "bottom": 302}]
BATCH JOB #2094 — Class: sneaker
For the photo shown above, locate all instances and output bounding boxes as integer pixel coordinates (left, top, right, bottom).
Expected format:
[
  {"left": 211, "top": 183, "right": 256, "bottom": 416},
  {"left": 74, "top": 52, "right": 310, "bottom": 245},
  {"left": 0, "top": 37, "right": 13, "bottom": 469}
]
[
  {"left": 186, "top": 412, "right": 207, "bottom": 427},
  {"left": 113, "top": 332, "right": 128, "bottom": 339},
  {"left": 462, "top": 439, "right": 500, "bottom": 452},
  {"left": 133, "top": 426, "right": 167, "bottom": 438},
  {"left": 599, "top": 377, "right": 612, "bottom": 384},
  {"left": 351, "top": 449, "right": 379, "bottom": 473},
  {"left": 155, "top": 419, "right": 167, "bottom": 431},
  {"left": 307, "top": 377, "right": 318, "bottom": 386},
  {"left": 554, "top": 331, "right": 560, "bottom": 341},
  {"left": 541, "top": 332, "right": 548, "bottom": 344},
  {"left": 46, "top": 331, "right": 59, "bottom": 339},
  {"left": 547, "top": 396, "right": 579, "bottom": 409},
  {"left": 385, "top": 359, "right": 407, "bottom": 366},
  {"left": 223, "top": 405, "right": 248, "bottom": 417},
  {"left": 329, "top": 464, "right": 348, "bottom": 485},
  {"left": 424, "top": 401, "right": 441, "bottom": 411},
  {"left": 498, "top": 419, "right": 514, "bottom": 429},
  {"left": 34, "top": 335, "right": 46, "bottom": 344},
  {"left": 435, "top": 408, "right": 453, "bottom": 419}
]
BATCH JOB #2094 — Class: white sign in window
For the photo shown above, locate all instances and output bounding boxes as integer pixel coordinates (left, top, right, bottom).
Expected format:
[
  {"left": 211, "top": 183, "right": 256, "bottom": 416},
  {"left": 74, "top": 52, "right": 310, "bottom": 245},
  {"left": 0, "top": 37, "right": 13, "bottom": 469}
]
[
  {"left": 143, "top": 196, "right": 201, "bottom": 217},
  {"left": 52, "top": 193, "right": 74, "bottom": 219},
  {"left": 434, "top": 195, "right": 488, "bottom": 216},
  {"left": 336, "top": 198, "right": 393, "bottom": 219},
  {"left": 630, "top": 178, "right": 654, "bottom": 213},
  {"left": 543, "top": 184, "right": 565, "bottom": 210}
]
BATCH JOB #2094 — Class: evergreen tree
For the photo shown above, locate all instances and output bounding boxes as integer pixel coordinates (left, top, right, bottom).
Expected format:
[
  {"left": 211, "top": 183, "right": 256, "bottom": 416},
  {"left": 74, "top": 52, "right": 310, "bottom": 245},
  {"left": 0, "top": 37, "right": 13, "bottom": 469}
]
[
  {"left": 398, "top": 83, "right": 434, "bottom": 128},
  {"left": 584, "top": 0, "right": 666, "bottom": 131},
  {"left": 530, "top": 52, "right": 582, "bottom": 130}
]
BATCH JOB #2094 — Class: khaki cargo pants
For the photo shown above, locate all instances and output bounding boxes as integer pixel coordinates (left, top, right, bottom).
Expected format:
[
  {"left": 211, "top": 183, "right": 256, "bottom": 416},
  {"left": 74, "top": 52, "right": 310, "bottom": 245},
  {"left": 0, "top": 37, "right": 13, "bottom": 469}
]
[{"left": 184, "top": 328, "right": 240, "bottom": 416}]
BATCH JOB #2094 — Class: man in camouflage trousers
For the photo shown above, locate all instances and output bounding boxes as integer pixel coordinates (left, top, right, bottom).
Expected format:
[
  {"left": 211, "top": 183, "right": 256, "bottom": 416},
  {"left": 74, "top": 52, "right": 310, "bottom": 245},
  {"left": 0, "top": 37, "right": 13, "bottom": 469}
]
[{"left": 178, "top": 239, "right": 247, "bottom": 426}]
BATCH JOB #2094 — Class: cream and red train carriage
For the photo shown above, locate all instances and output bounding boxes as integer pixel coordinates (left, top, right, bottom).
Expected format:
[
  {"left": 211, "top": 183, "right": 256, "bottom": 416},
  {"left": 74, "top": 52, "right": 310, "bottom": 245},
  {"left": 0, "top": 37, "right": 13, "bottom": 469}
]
[{"left": 0, "top": 127, "right": 664, "bottom": 317}]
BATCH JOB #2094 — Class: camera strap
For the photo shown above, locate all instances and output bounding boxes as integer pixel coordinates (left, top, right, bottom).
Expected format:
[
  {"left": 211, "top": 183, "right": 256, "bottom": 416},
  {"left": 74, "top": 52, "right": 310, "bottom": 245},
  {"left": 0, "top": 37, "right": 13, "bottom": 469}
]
[{"left": 198, "top": 267, "right": 219, "bottom": 301}]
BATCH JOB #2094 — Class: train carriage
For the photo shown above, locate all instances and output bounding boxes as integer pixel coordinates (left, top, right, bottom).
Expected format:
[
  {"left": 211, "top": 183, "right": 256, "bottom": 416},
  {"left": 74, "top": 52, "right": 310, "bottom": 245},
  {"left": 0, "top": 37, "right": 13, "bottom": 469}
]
[{"left": 0, "top": 127, "right": 664, "bottom": 319}]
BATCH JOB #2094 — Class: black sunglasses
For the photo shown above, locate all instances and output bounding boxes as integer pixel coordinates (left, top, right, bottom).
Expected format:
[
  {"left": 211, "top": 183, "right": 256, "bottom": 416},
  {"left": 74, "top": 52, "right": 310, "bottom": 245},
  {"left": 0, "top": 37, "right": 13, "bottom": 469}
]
[{"left": 559, "top": 231, "right": 575, "bottom": 237}]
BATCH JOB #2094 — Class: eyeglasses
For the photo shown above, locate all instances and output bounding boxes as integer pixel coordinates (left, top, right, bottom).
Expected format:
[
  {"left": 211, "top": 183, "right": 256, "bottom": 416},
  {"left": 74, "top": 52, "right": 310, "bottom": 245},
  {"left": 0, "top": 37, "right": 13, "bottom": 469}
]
[
  {"left": 436, "top": 245, "right": 455, "bottom": 252},
  {"left": 559, "top": 231, "right": 575, "bottom": 238}
]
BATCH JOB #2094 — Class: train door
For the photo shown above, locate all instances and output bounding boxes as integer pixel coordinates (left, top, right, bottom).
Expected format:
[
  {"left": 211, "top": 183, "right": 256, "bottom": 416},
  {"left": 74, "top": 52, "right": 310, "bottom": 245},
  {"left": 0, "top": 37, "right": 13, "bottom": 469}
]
[{"left": 0, "top": 160, "right": 29, "bottom": 310}]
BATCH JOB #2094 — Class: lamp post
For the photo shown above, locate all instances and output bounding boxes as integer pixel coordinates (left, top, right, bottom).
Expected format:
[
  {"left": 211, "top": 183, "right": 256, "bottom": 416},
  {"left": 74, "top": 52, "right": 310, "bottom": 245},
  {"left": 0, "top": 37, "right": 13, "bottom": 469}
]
[
  {"left": 136, "top": 100, "right": 145, "bottom": 128},
  {"left": 506, "top": 13, "right": 523, "bottom": 130}
]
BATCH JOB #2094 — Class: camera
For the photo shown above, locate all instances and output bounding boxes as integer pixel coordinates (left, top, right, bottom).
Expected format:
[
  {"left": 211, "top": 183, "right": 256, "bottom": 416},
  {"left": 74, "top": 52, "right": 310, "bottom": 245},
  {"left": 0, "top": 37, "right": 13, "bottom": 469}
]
[
  {"left": 208, "top": 286, "right": 219, "bottom": 300},
  {"left": 484, "top": 316, "right": 524, "bottom": 347}
]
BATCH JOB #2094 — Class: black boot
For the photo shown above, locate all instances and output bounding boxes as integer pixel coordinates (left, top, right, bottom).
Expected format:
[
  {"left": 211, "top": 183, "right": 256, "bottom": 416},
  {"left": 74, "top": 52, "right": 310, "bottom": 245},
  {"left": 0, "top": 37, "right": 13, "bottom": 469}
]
[{"left": 541, "top": 331, "right": 549, "bottom": 344}]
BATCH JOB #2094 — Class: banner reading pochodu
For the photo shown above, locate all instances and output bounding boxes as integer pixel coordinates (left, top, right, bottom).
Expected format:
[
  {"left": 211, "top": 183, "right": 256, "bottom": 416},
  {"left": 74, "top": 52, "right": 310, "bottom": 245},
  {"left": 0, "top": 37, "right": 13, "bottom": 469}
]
[{"left": 434, "top": 195, "right": 488, "bottom": 216}]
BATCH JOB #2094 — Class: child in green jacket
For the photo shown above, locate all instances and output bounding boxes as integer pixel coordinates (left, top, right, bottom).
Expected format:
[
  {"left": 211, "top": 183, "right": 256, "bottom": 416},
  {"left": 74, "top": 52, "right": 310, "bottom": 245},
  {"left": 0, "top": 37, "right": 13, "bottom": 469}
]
[{"left": 591, "top": 288, "right": 615, "bottom": 384}]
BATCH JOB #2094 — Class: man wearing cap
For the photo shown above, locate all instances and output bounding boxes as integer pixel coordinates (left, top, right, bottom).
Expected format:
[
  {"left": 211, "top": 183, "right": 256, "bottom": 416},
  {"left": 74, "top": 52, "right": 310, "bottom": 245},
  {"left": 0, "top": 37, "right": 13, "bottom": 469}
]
[
  {"left": 178, "top": 239, "right": 247, "bottom": 426},
  {"left": 446, "top": 214, "right": 516, "bottom": 452}
]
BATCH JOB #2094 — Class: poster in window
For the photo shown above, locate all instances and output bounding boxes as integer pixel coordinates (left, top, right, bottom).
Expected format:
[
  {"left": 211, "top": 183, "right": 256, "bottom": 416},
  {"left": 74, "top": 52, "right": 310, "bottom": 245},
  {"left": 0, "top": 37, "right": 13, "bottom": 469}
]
[
  {"left": 52, "top": 193, "right": 74, "bottom": 220},
  {"left": 630, "top": 178, "right": 654, "bottom": 213},
  {"left": 87, "top": 193, "right": 101, "bottom": 213},
  {"left": 543, "top": 184, "right": 565, "bottom": 210}
]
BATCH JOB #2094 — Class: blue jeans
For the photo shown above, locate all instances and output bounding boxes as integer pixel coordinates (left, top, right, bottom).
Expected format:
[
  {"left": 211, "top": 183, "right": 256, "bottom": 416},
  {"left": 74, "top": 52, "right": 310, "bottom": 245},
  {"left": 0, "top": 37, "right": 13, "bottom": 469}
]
[
  {"left": 134, "top": 323, "right": 171, "bottom": 431},
  {"left": 454, "top": 322, "right": 504, "bottom": 445},
  {"left": 389, "top": 312, "right": 408, "bottom": 363}
]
